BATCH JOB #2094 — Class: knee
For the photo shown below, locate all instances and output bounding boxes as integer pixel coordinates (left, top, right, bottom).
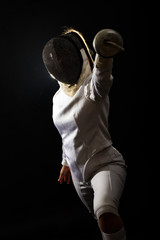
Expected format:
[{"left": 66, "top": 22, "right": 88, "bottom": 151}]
[{"left": 98, "top": 212, "right": 124, "bottom": 234}]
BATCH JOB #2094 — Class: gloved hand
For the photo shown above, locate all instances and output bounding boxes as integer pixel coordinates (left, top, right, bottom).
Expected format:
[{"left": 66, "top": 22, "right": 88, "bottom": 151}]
[{"left": 93, "top": 29, "right": 124, "bottom": 58}]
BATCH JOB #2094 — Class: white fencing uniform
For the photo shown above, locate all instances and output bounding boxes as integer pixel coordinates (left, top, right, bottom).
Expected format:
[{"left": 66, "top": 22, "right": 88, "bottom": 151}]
[
  {"left": 52, "top": 53, "right": 127, "bottom": 220},
  {"left": 71, "top": 147, "right": 127, "bottom": 219}
]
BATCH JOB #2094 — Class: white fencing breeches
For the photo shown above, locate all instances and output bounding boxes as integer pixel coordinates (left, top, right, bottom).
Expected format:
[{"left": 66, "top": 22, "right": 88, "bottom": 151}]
[{"left": 71, "top": 164, "right": 127, "bottom": 220}]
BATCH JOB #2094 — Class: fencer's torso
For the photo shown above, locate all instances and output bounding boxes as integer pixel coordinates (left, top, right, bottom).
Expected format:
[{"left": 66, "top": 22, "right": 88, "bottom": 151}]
[{"left": 52, "top": 64, "right": 125, "bottom": 181}]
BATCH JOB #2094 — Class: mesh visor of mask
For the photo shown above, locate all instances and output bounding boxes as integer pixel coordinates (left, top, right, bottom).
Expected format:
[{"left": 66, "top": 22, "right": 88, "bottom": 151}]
[{"left": 42, "top": 33, "right": 84, "bottom": 84}]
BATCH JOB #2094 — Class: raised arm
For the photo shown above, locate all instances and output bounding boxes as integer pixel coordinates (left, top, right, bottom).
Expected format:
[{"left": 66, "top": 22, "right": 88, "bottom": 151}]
[{"left": 90, "top": 29, "right": 124, "bottom": 98}]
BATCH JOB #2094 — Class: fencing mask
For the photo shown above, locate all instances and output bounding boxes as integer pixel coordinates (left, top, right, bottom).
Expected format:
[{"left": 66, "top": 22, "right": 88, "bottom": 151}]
[{"left": 42, "top": 30, "right": 93, "bottom": 84}]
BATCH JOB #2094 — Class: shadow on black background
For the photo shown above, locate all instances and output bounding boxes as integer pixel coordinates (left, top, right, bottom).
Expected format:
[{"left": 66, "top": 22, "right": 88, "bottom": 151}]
[{"left": 1, "top": 1, "right": 146, "bottom": 239}]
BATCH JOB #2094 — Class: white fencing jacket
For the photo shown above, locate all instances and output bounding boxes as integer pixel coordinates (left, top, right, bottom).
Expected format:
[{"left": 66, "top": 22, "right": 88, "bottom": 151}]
[{"left": 52, "top": 57, "right": 125, "bottom": 182}]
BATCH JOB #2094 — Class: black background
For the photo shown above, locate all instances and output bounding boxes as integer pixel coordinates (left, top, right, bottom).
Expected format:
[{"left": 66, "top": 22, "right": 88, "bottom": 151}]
[{"left": 1, "top": 1, "right": 146, "bottom": 239}]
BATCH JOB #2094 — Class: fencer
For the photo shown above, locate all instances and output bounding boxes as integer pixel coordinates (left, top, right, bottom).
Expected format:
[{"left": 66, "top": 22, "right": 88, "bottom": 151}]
[{"left": 42, "top": 28, "right": 127, "bottom": 240}]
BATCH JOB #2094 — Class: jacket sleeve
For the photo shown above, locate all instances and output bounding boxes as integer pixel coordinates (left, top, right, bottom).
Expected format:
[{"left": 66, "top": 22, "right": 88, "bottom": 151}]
[
  {"left": 61, "top": 145, "right": 69, "bottom": 166},
  {"left": 61, "top": 158, "right": 68, "bottom": 166},
  {"left": 90, "top": 54, "right": 113, "bottom": 100}
]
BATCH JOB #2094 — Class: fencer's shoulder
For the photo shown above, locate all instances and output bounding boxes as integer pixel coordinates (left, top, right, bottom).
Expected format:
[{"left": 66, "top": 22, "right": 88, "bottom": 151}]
[{"left": 52, "top": 88, "right": 61, "bottom": 103}]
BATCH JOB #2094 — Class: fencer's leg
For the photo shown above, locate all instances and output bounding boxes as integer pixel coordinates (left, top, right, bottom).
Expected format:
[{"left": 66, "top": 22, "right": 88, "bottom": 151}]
[
  {"left": 90, "top": 164, "right": 127, "bottom": 240},
  {"left": 99, "top": 212, "right": 123, "bottom": 233},
  {"left": 98, "top": 212, "right": 126, "bottom": 240},
  {"left": 71, "top": 173, "right": 94, "bottom": 214}
]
